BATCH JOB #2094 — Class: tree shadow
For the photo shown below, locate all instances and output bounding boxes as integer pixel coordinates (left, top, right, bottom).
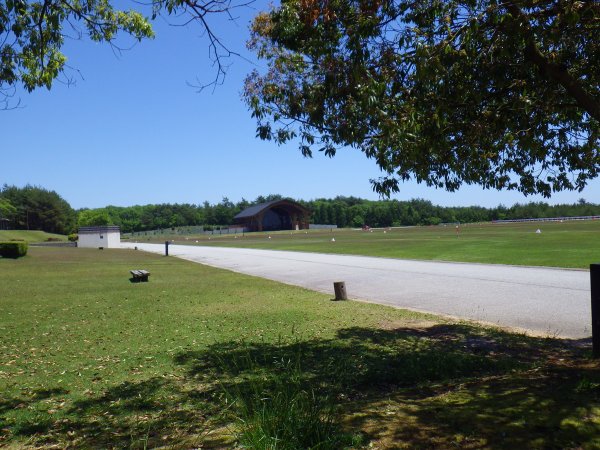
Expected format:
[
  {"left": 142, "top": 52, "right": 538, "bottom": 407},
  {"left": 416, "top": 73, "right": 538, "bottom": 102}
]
[
  {"left": 0, "top": 388, "right": 71, "bottom": 437},
  {"left": 0, "top": 388, "right": 70, "bottom": 416},
  {"left": 3, "top": 323, "right": 598, "bottom": 448},
  {"left": 384, "top": 365, "right": 600, "bottom": 449},
  {"left": 4, "top": 378, "right": 230, "bottom": 449},
  {"left": 173, "top": 323, "right": 599, "bottom": 448},
  {"left": 175, "top": 323, "right": 584, "bottom": 393}
]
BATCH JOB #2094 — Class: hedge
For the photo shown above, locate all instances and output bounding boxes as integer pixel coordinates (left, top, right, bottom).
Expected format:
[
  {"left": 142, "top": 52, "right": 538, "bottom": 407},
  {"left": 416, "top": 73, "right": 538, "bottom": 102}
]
[{"left": 0, "top": 241, "right": 28, "bottom": 258}]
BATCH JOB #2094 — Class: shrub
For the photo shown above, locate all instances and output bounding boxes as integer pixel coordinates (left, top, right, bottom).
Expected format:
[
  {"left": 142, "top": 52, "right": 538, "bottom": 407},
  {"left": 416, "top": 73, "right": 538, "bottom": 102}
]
[
  {"left": 0, "top": 241, "right": 28, "bottom": 258},
  {"left": 67, "top": 233, "right": 78, "bottom": 242}
]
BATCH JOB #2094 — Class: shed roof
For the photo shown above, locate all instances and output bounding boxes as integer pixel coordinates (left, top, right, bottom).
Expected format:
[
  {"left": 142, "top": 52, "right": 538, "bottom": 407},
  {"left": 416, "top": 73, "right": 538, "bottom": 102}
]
[
  {"left": 78, "top": 226, "right": 121, "bottom": 233},
  {"left": 234, "top": 200, "right": 310, "bottom": 220}
]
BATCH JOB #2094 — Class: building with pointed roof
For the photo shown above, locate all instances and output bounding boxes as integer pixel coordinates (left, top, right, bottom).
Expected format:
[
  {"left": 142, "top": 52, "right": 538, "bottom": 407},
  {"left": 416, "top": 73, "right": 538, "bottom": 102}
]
[{"left": 233, "top": 200, "right": 311, "bottom": 232}]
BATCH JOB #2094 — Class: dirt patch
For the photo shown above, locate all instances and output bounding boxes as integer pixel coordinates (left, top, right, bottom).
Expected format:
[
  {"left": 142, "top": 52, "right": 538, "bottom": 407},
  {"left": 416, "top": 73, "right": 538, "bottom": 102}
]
[{"left": 379, "top": 319, "right": 440, "bottom": 331}]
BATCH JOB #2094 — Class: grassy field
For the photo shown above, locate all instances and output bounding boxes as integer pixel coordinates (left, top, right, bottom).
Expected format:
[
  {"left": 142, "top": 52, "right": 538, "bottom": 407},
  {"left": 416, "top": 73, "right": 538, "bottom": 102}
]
[
  {"left": 1, "top": 247, "right": 599, "bottom": 448},
  {"left": 126, "top": 220, "right": 600, "bottom": 269},
  {"left": 0, "top": 230, "right": 67, "bottom": 243}
]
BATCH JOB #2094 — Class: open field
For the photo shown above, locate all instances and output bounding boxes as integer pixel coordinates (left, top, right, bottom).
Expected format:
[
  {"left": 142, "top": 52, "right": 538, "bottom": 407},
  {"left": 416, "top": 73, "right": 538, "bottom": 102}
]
[
  {"left": 124, "top": 242, "right": 592, "bottom": 338},
  {"left": 0, "top": 230, "right": 67, "bottom": 243},
  {"left": 1, "top": 247, "right": 599, "bottom": 448},
  {"left": 126, "top": 220, "right": 600, "bottom": 269}
]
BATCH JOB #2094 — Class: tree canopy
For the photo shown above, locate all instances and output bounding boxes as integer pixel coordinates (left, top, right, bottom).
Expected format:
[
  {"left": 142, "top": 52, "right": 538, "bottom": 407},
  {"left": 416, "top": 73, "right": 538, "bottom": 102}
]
[
  {"left": 0, "top": 197, "right": 17, "bottom": 220},
  {"left": 0, "top": 0, "right": 250, "bottom": 107},
  {"left": 0, "top": 184, "right": 76, "bottom": 234},
  {"left": 244, "top": 0, "right": 599, "bottom": 197}
]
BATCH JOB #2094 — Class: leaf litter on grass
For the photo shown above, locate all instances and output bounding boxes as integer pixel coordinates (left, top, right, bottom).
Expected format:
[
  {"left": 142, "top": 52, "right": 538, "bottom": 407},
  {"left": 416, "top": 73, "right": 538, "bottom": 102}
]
[{"left": 1, "top": 247, "right": 599, "bottom": 448}]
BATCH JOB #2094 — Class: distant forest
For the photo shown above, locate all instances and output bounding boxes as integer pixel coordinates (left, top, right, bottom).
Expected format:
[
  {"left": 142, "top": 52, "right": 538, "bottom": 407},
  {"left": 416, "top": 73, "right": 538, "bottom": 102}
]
[{"left": 2, "top": 186, "right": 600, "bottom": 234}]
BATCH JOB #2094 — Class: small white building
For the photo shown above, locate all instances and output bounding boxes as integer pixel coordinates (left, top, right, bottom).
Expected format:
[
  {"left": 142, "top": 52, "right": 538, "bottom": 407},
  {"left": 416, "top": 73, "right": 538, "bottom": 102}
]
[{"left": 78, "top": 226, "right": 121, "bottom": 248}]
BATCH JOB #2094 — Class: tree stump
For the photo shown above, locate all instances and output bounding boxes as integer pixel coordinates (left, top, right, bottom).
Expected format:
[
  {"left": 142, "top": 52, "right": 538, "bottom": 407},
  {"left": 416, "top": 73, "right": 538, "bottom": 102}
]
[{"left": 333, "top": 281, "right": 347, "bottom": 301}]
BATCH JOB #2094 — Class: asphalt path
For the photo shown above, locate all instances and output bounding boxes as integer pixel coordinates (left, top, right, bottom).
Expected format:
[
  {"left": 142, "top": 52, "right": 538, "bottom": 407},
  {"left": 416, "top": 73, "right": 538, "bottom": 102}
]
[{"left": 122, "top": 243, "right": 591, "bottom": 339}]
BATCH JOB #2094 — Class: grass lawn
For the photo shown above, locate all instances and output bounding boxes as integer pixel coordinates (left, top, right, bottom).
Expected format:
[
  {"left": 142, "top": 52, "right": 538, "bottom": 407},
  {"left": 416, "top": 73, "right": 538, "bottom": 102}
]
[
  {"left": 126, "top": 220, "right": 600, "bottom": 269},
  {"left": 0, "top": 230, "right": 67, "bottom": 243},
  {"left": 1, "top": 247, "right": 599, "bottom": 448}
]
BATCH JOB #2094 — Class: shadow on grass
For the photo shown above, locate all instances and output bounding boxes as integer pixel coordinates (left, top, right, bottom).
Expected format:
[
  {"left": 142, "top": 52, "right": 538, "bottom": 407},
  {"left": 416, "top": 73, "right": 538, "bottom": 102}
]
[
  {"left": 174, "top": 324, "right": 600, "bottom": 449},
  {"left": 379, "top": 366, "right": 600, "bottom": 449},
  {"left": 0, "top": 388, "right": 69, "bottom": 416},
  {"left": 3, "top": 378, "right": 229, "bottom": 449},
  {"left": 3, "top": 323, "right": 599, "bottom": 448}
]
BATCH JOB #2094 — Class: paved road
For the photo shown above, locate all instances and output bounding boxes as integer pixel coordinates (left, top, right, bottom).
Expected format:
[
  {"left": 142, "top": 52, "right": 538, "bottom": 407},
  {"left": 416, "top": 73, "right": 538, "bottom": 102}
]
[{"left": 122, "top": 243, "right": 591, "bottom": 339}]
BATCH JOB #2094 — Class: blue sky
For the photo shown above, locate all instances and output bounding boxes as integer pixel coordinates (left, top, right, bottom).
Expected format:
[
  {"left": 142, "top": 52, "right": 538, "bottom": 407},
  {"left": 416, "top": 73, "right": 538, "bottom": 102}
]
[{"left": 2, "top": 2, "right": 599, "bottom": 210}]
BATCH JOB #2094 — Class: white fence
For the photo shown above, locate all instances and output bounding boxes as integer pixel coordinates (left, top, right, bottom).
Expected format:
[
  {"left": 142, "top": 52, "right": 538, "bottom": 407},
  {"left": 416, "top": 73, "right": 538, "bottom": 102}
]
[
  {"left": 309, "top": 224, "right": 338, "bottom": 230},
  {"left": 492, "top": 216, "right": 600, "bottom": 224}
]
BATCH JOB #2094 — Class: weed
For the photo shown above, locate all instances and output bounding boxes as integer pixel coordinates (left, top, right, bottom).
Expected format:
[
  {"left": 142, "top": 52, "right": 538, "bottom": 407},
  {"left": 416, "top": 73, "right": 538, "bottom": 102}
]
[
  {"left": 575, "top": 377, "right": 600, "bottom": 394},
  {"left": 218, "top": 347, "right": 357, "bottom": 449}
]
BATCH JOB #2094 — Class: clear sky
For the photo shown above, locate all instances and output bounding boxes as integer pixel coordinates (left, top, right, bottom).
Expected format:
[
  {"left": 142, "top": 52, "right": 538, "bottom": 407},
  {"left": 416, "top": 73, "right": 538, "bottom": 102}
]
[{"left": 2, "top": 2, "right": 599, "bottom": 210}]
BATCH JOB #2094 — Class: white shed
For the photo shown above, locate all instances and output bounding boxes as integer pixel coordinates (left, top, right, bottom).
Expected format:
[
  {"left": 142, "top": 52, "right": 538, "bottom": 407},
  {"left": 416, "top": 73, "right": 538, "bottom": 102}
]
[{"left": 78, "top": 226, "right": 121, "bottom": 248}]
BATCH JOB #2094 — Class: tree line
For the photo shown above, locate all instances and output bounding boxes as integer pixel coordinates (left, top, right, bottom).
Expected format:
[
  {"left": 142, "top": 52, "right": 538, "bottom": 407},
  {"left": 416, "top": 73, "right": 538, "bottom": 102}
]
[
  {"left": 2, "top": 185, "right": 600, "bottom": 235},
  {"left": 71, "top": 195, "right": 600, "bottom": 232},
  {"left": 0, "top": 185, "right": 76, "bottom": 234}
]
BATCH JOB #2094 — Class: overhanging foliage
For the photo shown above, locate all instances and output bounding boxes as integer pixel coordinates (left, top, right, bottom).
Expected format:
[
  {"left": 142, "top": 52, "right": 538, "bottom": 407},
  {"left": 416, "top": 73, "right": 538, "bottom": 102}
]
[{"left": 244, "top": 0, "right": 600, "bottom": 197}]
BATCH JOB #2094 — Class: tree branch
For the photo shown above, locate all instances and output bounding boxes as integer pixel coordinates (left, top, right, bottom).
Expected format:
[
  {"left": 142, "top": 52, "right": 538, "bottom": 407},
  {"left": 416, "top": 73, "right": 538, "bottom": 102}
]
[{"left": 505, "top": 2, "right": 600, "bottom": 122}]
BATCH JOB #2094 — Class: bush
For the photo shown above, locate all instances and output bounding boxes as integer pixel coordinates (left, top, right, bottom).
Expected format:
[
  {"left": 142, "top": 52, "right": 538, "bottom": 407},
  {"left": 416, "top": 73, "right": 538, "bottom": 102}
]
[
  {"left": 67, "top": 233, "right": 78, "bottom": 242},
  {"left": 0, "top": 241, "right": 28, "bottom": 258}
]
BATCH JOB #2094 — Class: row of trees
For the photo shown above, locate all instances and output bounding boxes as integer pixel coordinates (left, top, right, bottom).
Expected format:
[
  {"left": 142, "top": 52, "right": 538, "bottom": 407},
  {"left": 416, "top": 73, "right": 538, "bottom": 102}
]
[
  {"left": 0, "top": 185, "right": 76, "bottom": 234},
  {"left": 79, "top": 195, "right": 600, "bottom": 232},
  {"left": 310, "top": 198, "right": 600, "bottom": 228},
  {"left": 2, "top": 185, "right": 600, "bottom": 234}
]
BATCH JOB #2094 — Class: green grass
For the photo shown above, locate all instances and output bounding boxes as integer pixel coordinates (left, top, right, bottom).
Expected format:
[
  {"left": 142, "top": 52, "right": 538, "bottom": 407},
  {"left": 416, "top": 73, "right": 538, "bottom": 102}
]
[
  {"left": 221, "top": 352, "right": 356, "bottom": 449},
  {"left": 1, "top": 248, "right": 599, "bottom": 448},
  {"left": 129, "top": 220, "right": 600, "bottom": 269},
  {"left": 0, "top": 230, "right": 67, "bottom": 243}
]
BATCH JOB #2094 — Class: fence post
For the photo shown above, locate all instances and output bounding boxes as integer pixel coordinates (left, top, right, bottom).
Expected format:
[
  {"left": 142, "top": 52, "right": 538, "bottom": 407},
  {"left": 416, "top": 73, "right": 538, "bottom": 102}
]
[
  {"left": 592, "top": 264, "right": 600, "bottom": 358},
  {"left": 165, "top": 241, "right": 169, "bottom": 257}
]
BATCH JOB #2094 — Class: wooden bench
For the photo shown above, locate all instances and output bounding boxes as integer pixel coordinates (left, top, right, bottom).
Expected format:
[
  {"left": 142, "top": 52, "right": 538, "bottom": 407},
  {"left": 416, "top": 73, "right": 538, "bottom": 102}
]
[{"left": 130, "top": 269, "right": 150, "bottom": 282}]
